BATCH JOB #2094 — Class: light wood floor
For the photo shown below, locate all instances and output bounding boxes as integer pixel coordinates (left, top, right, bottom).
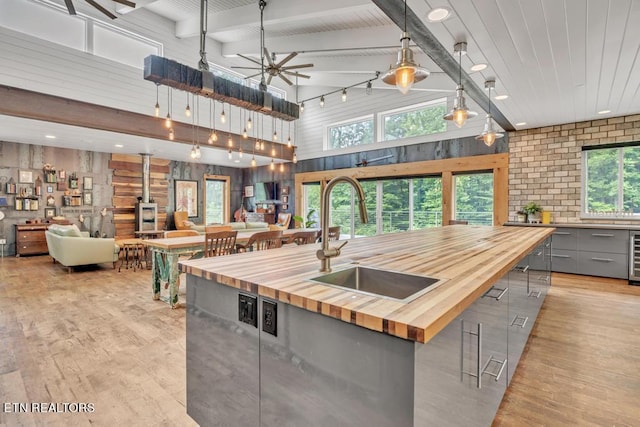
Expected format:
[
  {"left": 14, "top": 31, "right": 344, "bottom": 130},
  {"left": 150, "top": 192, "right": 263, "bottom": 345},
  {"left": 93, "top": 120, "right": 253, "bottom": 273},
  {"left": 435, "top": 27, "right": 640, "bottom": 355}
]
[{"left": 1, "top": 257, "right": 639, "bottom": 426}]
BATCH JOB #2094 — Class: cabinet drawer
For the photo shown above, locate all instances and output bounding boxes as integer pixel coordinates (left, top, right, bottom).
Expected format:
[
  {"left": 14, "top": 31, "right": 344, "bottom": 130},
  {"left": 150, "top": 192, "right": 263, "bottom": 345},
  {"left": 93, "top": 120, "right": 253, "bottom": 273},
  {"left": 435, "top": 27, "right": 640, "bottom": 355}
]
[
  {"left": 551, "top": 228, "right": 577, "bottom": 250},
  {"left": 578, "top": 229, "right": 629, "bottom": 254},
  {"left": 550, "top": 249, "right": 578, "bottom": 274},
  {"left": 17, "top": 232, "right": 46, "bottom": 242},
  {"left": 18, "top": 242, "right": 48, "bottom": 255},
  {"left": 577, "top": 251, "right": 628, "bottom": 279}
]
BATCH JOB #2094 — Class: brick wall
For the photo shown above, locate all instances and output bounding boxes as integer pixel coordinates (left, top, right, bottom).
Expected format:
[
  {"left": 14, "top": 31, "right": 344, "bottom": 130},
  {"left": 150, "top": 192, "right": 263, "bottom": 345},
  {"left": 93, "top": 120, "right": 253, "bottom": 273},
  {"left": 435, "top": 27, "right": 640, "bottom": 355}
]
[{"left": 508, "top": 114, "right": 640, "bottom": 224}]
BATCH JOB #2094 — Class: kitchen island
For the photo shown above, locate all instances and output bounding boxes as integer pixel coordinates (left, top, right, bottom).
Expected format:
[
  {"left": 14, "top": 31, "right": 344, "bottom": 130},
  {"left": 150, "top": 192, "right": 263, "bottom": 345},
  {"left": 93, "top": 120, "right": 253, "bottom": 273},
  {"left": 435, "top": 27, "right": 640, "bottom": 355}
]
[{"left": 181, "top": 225, "right": 554, "bottom": 426}]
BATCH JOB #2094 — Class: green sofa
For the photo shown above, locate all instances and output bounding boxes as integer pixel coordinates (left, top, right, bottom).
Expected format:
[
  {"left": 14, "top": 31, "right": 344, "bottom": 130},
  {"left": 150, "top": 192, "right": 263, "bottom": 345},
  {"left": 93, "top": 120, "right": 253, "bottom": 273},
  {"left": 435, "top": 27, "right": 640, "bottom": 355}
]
[{"left": 45, "top": 224, "right": 120, "bottom": 272}]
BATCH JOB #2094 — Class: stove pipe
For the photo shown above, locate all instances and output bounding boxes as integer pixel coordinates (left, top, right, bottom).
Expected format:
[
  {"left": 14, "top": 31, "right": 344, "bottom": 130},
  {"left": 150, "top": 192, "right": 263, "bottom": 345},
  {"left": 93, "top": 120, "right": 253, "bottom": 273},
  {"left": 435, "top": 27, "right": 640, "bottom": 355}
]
[{"left": 140, "top": 153, "right": 152, "bottom": 203}]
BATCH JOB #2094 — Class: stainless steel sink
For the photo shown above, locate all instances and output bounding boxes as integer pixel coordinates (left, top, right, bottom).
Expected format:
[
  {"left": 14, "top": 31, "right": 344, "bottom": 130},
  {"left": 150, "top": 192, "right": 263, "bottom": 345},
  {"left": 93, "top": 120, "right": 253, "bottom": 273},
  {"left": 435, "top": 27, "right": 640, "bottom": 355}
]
[{"left": 310, "top": 265, "right": 444, "bottom": 303}]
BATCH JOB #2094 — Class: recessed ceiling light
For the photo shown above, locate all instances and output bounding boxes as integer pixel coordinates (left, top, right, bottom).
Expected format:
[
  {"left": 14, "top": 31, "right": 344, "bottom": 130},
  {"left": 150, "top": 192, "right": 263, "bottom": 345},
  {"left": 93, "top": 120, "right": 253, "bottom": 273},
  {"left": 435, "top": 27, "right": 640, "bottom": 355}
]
[
  {"left": 427, "top": 7, "right": 451, "bottom": 22},
  {"left": 45, "top": 135, "right": 56, "bottom": 139},
  {"left": 598, "top": 110, "right": 611, "bottom": 114},
  {"left": 114, "top": 144, "right": 124, "bottom": 148},
  {"left": 494, "top": 94, "right": 509, "bottom": 100},
  {"left": 470, "top": 63, "right": 487, "bottom": 72},
  {"left": 515, "top": 122, "right": 527, "bottom": 126}
]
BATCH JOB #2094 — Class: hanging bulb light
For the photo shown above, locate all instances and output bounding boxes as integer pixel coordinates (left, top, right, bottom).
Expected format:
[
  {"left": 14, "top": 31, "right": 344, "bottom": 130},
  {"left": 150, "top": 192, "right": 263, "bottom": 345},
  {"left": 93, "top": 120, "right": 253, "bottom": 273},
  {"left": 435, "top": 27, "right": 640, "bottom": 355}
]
[
  {"left": 341, "top": 88, "right": 347, "bottom": 102},
  {"left": 319, "top": 96, "right": 325, "bottom": 108},
  {"left": 279, "top": 163, "right": 284, "bottom": 173},
  {"left": 255, "top": 139, "right": 261, "bottom": 150},
  {"left": 287, "top": 135, "right": 292, "bottom": 148},
  {"left": 239, "top": 148, "right": 244, "bottom": 158},
  {"left": 270, "top": 158, "right": 275, "bottom": 170},
  {"left": 227, "top": 135, "right": 233, "bottom": 148},
  {"left": 154, "top": 83, "right": 160, "bottom": 117},
  {"left": 475, "top": 79, "right": 504, "bottom": 147},
  {"left": 247, "top": 115, "right": 253, "bottom": 129},
  {"left": 293, "top": 151, "right": 297, "bottom": 164},
  {"left": 381, "top": 0, "right": 429, "bottom": 94},
  {"left": 242, "top": 128, "right": 248, "bottom": 139},
  {"left": 300, "top": 102, "right": 305, "bottom": 113},
  {"left": 190, "top": 145, "right": 197, "bottom": 159},
  {"left": 443, "top": 42, "right": 478, "bottom": 128},
  {"left": 220, "top": 103, "right": 226, "bottom": 123},
  {"left": 185, "top": 93, "right": 191, "bottom": 117},
  {"left": 168, "top": 128, "right": 174, "bottom": 140},
  {"left": 251, "top": 155, "right": 256, "bottom": 167},
  {"left": 228, "top": 149, "right": 233, "bottom": 160},
  {"left": 271, "top": 144, "right": 276, "bottom": 157},
  {"left": 366, "top": 81, "right": 373, "bottom": 95},
  {"left": 260, "top": 141, "right": 265, "bottom": 151},
  {"left": 272, "top": 118, "right": 278, "bottom": 141},
  {"left": 208, "top": 130, "right": 218, "bottom": 144},
  {"left": 195, "top": 144, "right": 201, "bottom": 159},
  {"left": 165, "top": 88, "right": 172, "bottom": 128}
]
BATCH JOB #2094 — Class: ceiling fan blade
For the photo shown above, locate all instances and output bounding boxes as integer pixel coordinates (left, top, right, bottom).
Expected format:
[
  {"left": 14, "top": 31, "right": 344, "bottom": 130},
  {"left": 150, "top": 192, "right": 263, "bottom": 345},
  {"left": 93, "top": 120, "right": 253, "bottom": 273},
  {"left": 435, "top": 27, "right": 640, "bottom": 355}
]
[
  {"left": 112, "top": 0, "right": 135, "bottom": 7},
  {"left": 244, "top": 72, "right": 263, "bottom": 79},
  {"left": 85, "top": 0, "right": 117, "bottom": 19},
  {"left": 275, "top": 52, "right": 297, "bottom": 68},
  {"left": 281, "top": 71, "right": 311, "bottom": 79},
  {"left": 278, "top": 74, "right": 294, "bottom": 86},
  {"left": 230, "top": 66, "right": 263, "bottom": 70},
  {"left": 280, "top": 63, "right": 314, "bottom": 70},
  {"left": 237, "top": 53, "right": 263, "bottom": 66},
  {"left": 264, "top": 48, "right": 275, "bottom": 68},
  {"left": 266, "top": 74, "right": 273, "bottom": 86},
  {"left": 64, "top": 0, "right": 76, "bottom": 15}
]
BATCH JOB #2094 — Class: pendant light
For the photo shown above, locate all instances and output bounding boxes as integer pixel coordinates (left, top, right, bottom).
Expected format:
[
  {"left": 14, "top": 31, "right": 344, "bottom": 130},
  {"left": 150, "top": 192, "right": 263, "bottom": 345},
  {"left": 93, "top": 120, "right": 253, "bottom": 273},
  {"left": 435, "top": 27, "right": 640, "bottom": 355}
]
[
  {"left": 443, "top": 42, "right": 477, "bottom": 128},
  {"left": 381, "top": 0, "right": 429, "bottom": 94},
  {"left": 475, "top": 79, "right": 504, "bottom": 146},
  {"left": 164, "top": 88, "right": 172, "bottom": 128},
  {"left": 154, "top": 83, "right": 160, "bottom": 117},
  {"left": 185, "top": 92, "right": 191, "bottom": 117}
]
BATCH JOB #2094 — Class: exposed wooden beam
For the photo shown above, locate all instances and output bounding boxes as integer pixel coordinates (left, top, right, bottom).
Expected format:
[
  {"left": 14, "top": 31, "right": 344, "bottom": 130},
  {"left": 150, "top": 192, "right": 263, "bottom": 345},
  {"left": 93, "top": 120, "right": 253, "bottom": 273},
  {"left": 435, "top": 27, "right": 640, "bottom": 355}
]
[
  {"left": 0, "top": 85, "right": 294, "bottom": 161},
  {"left": 371, "top": 0, "right": 514, "bottom": 131}
]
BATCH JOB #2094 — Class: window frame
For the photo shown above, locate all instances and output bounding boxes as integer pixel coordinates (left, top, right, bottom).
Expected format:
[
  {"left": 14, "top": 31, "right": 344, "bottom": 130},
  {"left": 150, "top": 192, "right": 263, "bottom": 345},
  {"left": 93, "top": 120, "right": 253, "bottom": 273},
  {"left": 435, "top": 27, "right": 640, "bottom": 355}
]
[
  {"left": 203, "top": 174, "right": 231, "bottom": 224},
  {"left": 581, "top": 144, "right": 640, "bottom": 220},
  {"left": 324, "top": 114, "right": 375, "bottom": 150},
  {"left": 377, "top": 98, "right": 447, "bottom": 142}
]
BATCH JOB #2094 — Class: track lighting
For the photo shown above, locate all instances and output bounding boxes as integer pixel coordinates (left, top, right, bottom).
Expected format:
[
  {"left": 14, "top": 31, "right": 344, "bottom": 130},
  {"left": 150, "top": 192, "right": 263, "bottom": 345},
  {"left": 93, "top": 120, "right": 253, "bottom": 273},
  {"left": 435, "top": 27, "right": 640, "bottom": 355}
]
[
  {"left": 443, "top": 42, "right": 477, "bottom": 128},
  {"left": 366, "top": 81, "right": 373, "bottom": 95},
  {"left": 381, "top": 0, "right": 429, "bottom": 94},
  {"left": 475, "top": 79, "right": 504, "bottom": 147}
]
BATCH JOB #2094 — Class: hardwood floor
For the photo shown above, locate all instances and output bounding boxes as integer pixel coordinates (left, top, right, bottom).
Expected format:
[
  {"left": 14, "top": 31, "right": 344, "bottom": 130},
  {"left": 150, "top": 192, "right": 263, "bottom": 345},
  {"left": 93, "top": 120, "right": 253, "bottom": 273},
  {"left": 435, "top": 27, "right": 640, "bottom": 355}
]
[{"left": 1, "top": 257, "right": 639, "bottom": 426}]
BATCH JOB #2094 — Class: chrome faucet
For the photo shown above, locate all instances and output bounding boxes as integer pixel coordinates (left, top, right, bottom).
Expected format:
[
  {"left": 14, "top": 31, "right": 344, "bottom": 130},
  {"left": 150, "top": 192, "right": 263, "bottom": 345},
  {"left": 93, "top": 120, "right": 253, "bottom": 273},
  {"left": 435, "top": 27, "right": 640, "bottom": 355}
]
[{"left": 316, "top": 176, "right": 368, "bottom": 272}]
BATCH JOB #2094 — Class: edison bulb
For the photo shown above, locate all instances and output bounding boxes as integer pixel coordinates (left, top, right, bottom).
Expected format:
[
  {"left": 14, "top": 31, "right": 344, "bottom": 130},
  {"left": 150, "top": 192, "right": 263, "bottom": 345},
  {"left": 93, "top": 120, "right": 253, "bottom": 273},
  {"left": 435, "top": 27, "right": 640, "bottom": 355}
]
[
  {"left": 395, "top": 66, "right": 415, "bottom": 95},
  {"left": 165, "top": 114, "right": 172, "bottom": 128},
  {"left": 483, "top": 132, "right": 496, "bottom": 147},
  {"left": 453, "top": 109, "right": 468, "bottom": 128}
]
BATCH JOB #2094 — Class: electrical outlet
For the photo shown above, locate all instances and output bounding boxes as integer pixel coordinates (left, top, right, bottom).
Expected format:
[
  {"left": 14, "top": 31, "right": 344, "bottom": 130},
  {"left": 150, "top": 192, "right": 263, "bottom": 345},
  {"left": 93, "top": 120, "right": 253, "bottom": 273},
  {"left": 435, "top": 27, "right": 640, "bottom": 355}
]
[
  {"left": 0, "top": 239, "right": 6, "bottom": 245},
  {"left": 262, "top": 300, "right": 277, "bottom": 337},
  {"left": 238, "top": 293, "right": 257, "bottom": 327}
]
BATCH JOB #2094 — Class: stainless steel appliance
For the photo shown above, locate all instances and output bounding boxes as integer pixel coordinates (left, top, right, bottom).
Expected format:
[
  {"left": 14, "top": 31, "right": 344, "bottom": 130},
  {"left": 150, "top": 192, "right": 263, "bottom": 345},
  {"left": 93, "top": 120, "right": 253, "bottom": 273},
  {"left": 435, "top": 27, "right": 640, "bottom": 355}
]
[{"left": 630, "top": 231, "right": 640, "bottom": 281}]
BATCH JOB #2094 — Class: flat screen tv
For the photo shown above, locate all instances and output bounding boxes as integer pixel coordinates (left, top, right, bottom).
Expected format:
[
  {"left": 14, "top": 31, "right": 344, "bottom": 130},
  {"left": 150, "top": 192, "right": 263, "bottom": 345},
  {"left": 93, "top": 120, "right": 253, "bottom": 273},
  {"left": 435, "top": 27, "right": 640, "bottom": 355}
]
[{"left": 255, "top": 181, "right": 279, "bottom": 201}]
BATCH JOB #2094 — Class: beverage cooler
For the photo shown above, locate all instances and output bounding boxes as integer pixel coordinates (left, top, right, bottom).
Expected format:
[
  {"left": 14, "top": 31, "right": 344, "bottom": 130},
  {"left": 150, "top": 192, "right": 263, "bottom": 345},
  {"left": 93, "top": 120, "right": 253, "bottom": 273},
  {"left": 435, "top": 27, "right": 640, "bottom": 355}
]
[
  {"left": 630, "top": 231, "right": 640, "bottom": 282},
  {"left": 135, "top": 202, "right": 158, "bottom": 231}
]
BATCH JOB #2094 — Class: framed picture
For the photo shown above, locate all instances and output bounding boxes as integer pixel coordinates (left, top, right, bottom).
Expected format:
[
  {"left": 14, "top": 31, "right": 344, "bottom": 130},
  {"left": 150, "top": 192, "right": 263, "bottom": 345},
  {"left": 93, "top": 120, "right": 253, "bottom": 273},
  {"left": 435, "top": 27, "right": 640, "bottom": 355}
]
[
  {"left": 83, "top": 176, "right": 93, "bottom": 190},
  {"left": 59, "top": 170, "right": 66, "bottom": 180},
  {"left": 282, "top": 204, "right": 288, "bottom": 210},
  {"left": 244, "top": 185, "right": 254, "bottom": 198},
  {"left": 175, "top": 179, "right": 198, "bottom": 217},
  {"left": 282, "top": 195, "right": 289, "bottom": 204},
  {"left": 19, "top": 170, "right": 33, "bottom": 183},
  {"left": 282, "top": 186, "right": 289, "bottom": 196},
  {"left": 44, "top": 207, "right": 56, "bottom": 218},
  {"left": 83, "top": 192, "right": 92, "bottom": 206},
  {"left": 46, "top": 195, "right": 55, "bottom": 206},
  {"left": 47, "top": 185, "right": 53, "bottom": 193},
  {"left": 57, "top": 181, "right": 67, "bottom": 191}
]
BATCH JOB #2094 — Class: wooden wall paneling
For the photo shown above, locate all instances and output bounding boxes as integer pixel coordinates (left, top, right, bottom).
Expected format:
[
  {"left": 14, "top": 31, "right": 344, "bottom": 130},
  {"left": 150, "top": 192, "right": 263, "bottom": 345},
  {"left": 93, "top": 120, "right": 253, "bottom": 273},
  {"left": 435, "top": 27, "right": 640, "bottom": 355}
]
[
  {"left": 441, "top": 171, "right": 453, "bottom": 224},
  {"left": 494, "top": 165, "right": 509, "bottom": 225}
]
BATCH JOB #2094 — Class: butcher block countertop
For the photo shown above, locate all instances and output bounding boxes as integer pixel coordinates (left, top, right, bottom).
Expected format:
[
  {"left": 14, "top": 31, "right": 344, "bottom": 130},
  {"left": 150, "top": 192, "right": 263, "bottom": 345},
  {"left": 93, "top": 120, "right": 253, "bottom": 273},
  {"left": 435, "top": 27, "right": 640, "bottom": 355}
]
[{"left": 180, "top": 225, "right": 554, "bottom": 344}]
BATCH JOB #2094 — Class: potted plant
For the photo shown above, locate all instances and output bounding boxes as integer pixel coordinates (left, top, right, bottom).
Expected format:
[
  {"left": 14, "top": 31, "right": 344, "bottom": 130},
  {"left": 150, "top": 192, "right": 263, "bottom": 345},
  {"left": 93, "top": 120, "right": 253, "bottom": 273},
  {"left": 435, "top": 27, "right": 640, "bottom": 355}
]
[
  {"left": 522, "top": 202, "right": 543, "bottom": 223},
  {"left": 293, "top": 209, "right": 318, "bottom": 229}
]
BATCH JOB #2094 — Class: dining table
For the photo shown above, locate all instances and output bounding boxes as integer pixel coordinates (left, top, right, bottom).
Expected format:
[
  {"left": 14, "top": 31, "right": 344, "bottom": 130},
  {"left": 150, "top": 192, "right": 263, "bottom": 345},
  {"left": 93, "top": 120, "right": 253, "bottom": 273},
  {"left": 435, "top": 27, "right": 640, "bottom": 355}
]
[{"left": 144, "top": 228, "right": 317, "bottom": 308}]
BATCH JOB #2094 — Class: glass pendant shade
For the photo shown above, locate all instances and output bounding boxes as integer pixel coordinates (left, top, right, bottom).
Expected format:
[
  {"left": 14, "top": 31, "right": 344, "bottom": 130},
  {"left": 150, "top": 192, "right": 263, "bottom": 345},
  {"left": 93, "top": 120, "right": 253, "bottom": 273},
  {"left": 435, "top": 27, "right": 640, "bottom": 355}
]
[
  {"left": 382, "top": 34, "right": 429, "bottom": 95},
  {"left": 475, "top": 79, "right": 504, "bottom": 146},
  {"left": 154, "top": 103, "right": 160, "bottom": 117},
  {"left": 444, "top": 86, "right": 478, "bottom": 128}
]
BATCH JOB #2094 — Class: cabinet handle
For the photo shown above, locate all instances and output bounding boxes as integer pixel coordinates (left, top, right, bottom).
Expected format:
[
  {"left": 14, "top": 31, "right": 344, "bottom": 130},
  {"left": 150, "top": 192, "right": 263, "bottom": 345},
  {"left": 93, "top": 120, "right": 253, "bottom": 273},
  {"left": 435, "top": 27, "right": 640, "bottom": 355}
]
[
  {"left": 482, "top": 356, "right": 507, "bottom": 383},
  {"left": 482, "top": 286, "right": 508, "bottom": 301},
  {"left": 591, "top": 233, "right": 614, "bottom": 237},
  {"left": 510, "top": 315, "right": 529, "bottom": 328},
  {"left": 554, "top": 232, "right": 571, "bottom": 235},
  {"left": 512, "top": 265, "right": 529, "bottom": 273},
  {"left": 528, "top": 290, "right": 541, "bottom": 298},
  {"left": 551, "top": 254, "right": 570, "bottom": 258},
  {"left": 461, "top": 321, "right": 482, "bottom": 389},
  {"left": 591, "top": 257, "right": 613, "bottom": 262}
]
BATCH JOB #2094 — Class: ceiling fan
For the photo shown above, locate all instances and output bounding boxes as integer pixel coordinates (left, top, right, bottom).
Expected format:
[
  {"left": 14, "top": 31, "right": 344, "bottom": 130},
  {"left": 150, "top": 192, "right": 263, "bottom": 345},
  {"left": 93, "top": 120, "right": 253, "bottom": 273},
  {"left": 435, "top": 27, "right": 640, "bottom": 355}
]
[
  {"left": 63, "top": 0, "right": 135, "bottom": 20},
  {"left": 231, "top": 0, "right": 313, "bottom": 88}
]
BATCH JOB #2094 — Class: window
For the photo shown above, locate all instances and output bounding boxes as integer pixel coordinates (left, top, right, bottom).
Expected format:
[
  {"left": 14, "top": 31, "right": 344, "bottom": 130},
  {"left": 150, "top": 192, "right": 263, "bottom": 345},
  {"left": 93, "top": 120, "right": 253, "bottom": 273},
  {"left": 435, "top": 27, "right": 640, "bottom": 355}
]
[
  {"left": 204, "top": 175, "right": 230, "bottom": 224},
  {"left": 300, "top": 183, "right": 321, "bottom": 228},
  {"left": 327, "top": 116, "right": 374, "bottom": 149},
  {"left": 583, "top": 144, "right": 640, "bottom": 218},
  {"left": 209, "top": 64, "right": 286, "bottom": 100},
  {"left": 412, "top": 177, "right": 443, "bottom": 228},
  {"left": 454, "top": 172, "right": 494, "bottom": 225},
  {"left": 93, "top": 23, "right": 161, "bottom": 69},
  {"left": 379, "top": 99, "right": 447, "bottom": 141}
]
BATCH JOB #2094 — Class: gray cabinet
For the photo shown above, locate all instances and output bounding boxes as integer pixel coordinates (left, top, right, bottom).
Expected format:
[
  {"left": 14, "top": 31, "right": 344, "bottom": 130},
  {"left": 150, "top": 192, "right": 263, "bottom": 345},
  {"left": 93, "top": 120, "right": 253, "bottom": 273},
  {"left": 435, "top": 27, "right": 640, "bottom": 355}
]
[
  {"left": 550, "top": 227, "right": 629, "bottom": 279},
  {"left": 414, "top": 275, "right": 509, "bottom": 426}
]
